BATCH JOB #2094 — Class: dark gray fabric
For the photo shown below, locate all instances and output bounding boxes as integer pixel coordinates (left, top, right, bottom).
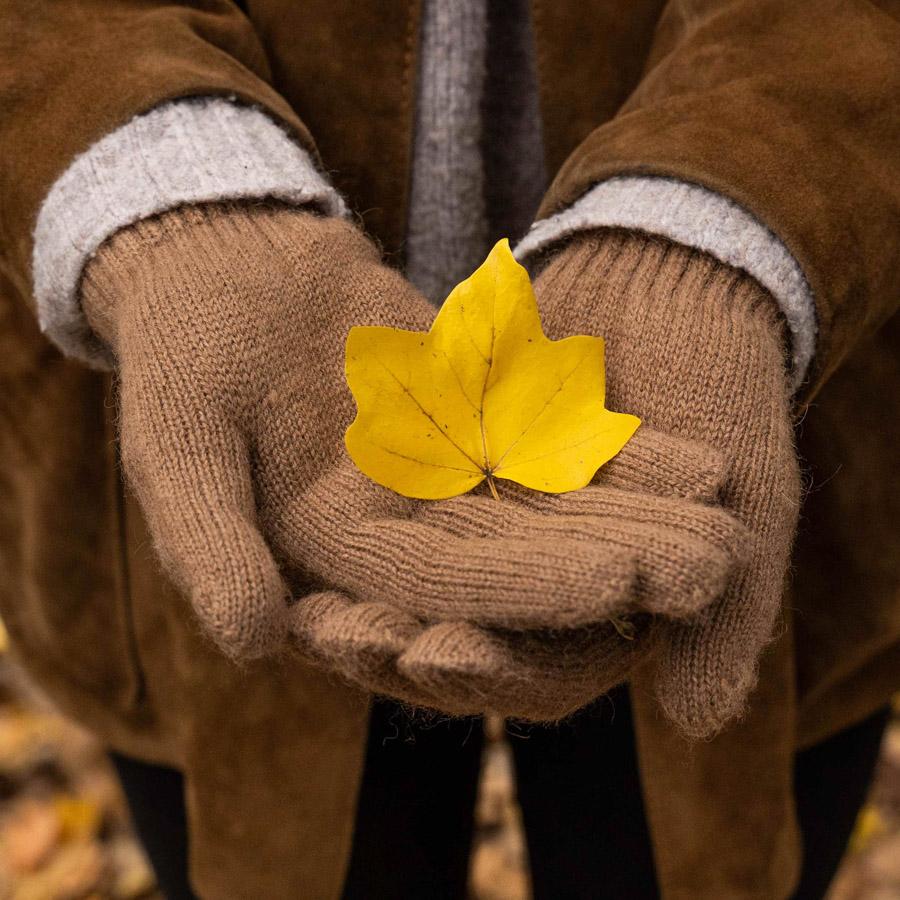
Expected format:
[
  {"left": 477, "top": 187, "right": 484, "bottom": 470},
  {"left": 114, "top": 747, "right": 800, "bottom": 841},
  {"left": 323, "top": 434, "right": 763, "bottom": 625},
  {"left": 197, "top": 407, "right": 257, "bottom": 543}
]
[
  {"left": 405, "top": 0, "right": 546, "bottom": 303},
  {"left": 481, "top": 0, "right": 547, "bottom": 246}
]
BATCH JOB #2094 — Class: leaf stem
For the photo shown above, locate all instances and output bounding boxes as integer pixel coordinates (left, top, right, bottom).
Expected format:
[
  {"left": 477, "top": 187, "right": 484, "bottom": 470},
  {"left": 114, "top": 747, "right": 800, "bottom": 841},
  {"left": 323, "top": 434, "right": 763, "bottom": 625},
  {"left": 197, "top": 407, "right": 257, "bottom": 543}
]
[
  {"left": 610, "top": 616, "right": 636, "bottom": 640},
  {"left": 487, "top": 475, "right": 500, "bottom": 501}
]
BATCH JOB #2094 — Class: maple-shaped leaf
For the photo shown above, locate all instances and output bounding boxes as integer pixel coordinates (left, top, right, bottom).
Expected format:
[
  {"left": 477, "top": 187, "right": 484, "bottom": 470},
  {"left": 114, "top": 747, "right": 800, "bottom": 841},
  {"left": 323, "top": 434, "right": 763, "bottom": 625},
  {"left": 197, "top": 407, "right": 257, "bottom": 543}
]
[{"left": 344, "top": 239, "right": 640, "bottom": 500}]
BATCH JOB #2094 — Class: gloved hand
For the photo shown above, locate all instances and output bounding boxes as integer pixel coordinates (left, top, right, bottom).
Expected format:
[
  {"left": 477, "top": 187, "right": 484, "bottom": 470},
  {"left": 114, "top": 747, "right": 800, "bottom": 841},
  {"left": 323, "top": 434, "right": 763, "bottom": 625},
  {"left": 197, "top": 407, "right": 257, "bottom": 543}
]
[
  {"left": 82, "top": 203, "right": 744, "bottom": 666},
  {"left": 298, "top": 229, "right": 800, "bottom": 739},
  {"left": 533, "top": 229, "right": 801, "bottom": 736},
  {"left": 82, "top": 202, "right": 438, "bottom": 658},
  {"left": 293, "top": 424, "right": 735, "bottom": 721}
]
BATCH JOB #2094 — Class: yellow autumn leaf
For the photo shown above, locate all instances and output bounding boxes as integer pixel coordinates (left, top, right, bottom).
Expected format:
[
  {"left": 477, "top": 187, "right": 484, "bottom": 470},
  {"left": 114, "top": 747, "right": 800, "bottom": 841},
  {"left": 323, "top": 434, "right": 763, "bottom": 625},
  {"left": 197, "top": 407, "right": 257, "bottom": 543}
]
[{"left": 345, "top": 238, "right": 640, "bottom": 500}]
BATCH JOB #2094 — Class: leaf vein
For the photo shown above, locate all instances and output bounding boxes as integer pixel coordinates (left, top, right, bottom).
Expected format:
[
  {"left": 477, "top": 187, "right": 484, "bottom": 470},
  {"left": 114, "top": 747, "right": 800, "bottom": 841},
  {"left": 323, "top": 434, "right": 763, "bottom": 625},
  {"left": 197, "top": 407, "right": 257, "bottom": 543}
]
[
  {"left": 495, "top": 421, "right": 625, "bottom": 471},
  {"left": 456, "top": 302, "right": 490, "bottom": 366},
  {"left": 373, "top": 355, "right": 483, "bottom": 472},
  {"left": 492, "top": 347, "right": 594, "bottom": 470},
  {"left": 442, "top": 350, "right": 480, "bottom": 412},
  {"left": 373, "top": 443, "right": 482, "bottom": 474}
]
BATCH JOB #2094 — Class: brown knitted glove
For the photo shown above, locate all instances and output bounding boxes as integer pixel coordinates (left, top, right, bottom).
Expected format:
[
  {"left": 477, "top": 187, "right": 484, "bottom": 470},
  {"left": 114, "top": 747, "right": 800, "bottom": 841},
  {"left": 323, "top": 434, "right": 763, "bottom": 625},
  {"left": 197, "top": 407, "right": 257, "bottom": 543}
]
[
  {"left": 299, "top": 230, "right": 800, "bottom": 736},
  {"left": 531, "top": 230, "right": 802, "bottom": 736},
  {"left": 82, "top": 203, "right": 436, "bottom": 658},
  {"left": 292, "top": 426, "right": 737, "bottom": 721},
  {"left": 82, "top": 204, "right": 744, "bottom": 664}
]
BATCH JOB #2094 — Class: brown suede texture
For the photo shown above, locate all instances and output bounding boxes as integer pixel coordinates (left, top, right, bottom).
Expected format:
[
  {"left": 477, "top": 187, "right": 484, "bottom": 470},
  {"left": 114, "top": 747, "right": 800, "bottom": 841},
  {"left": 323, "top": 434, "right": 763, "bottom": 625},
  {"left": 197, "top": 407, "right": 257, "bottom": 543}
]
[
  {"left": 535, "top": 0, "right": 900, "bottom": 398},
  {"left": 630, "top": 625, "right": 801, "bottom": 900},
  {"left": 0, "top": 2, "right": 898, "bottom": 898}
]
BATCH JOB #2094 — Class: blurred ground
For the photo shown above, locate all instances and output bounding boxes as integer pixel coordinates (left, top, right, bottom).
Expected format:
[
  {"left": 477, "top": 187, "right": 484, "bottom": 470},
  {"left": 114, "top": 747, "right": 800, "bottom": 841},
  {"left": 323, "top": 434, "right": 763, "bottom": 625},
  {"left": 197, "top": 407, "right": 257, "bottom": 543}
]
[
  {"left": 0, "top": 625, "right": 158, "bottom": 899},
  {"left": 468, "top": 708, "right": 900, "bottom": 900},
  {"left": 0, "top": 621, "right": 894, "bottom": 899}
]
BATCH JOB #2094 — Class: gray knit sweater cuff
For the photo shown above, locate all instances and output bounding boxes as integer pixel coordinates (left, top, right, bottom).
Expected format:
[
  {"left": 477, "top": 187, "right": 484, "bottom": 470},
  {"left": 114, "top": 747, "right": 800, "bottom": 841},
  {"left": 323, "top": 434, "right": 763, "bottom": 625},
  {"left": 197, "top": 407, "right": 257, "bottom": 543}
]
[
  {"left": 33, "top": 97, "right": 349, "bottom": 368},
  {"left": 514, "top": 176, "right": 816, "bottom": 391}
]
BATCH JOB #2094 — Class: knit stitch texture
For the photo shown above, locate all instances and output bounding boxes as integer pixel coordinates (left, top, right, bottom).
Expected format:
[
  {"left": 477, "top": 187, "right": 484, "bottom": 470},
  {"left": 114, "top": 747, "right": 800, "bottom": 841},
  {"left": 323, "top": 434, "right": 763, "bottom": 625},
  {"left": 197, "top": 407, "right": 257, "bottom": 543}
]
[
  {"left": 34, "top": 98, "right": 347, "bottom": 367},
  {"left": 535, "top": 230, "right": 802, "bottom": 735},
  {"left": 294, "top": 421, "right": 748, "bottom": 724},
  {"left": 81, "top": 205, "right": 432, "bottom": 658},
  {"left": 515, "top": 176, "right": 817, "bottom": 389}
]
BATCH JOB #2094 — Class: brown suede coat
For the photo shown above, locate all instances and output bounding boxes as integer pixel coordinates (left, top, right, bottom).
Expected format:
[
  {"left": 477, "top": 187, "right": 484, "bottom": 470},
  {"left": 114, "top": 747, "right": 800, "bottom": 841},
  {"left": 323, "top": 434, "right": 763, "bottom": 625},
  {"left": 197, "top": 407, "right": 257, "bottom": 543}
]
[{"left": 0, "top": 2, "right": 899, "bottom": 897}]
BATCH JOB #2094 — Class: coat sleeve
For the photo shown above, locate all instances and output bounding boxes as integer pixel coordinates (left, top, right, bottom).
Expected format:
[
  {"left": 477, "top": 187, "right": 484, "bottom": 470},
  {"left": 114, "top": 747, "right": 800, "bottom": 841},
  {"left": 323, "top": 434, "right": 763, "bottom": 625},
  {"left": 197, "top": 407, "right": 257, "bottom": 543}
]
[
  {"left": 0, "top": 1, "right": 343, "bottom": 364},
  {"left": 530, "top": 0, "right": 900, "bottom": 399}
]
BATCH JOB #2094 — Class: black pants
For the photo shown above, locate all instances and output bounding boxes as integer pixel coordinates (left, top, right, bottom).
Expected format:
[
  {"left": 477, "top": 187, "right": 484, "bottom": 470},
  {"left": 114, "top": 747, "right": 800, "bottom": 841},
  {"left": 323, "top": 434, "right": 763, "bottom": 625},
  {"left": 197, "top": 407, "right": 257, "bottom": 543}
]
[{"left": 111, "top": 689, "right": 890, "bottom": 900}]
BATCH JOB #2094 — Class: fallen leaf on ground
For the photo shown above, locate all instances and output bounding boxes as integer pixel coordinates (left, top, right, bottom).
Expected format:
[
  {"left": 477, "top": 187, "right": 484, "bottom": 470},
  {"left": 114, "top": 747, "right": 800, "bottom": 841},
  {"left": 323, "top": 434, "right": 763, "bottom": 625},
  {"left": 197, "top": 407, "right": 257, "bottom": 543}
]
[{"left": 54, "top": 795, "right": 102, "bottom": 843}]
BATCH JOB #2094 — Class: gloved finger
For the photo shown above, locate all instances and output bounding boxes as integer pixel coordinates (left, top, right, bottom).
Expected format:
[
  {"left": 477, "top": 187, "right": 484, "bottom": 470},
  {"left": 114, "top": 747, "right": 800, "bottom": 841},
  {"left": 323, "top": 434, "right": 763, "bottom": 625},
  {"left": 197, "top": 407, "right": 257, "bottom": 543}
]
[
  {"left": 291, "top": 591, "right": 444, "bottom": 710},
  {"left": 293, "top": 591, "right": 423, "bottom": 662},
  {"left": 268, "top": 459, "right": 644, "bottom": 629},
  {"left": 652, "top": 574, "right": 779, "bottom": 739},
  {"left": 398, "top": 618, "right": 657, "bottom": 721},
  {"left": 419, "top": 483, "right": 745, "bottom": 560},
  {"left": 120, "top": 397, "right": 288, "bottom": 659},
  {"left": 652, "top": 438, "right": 801, "bottom": 737},
  {"left": 296, "top": 514, "right": 639, "bottom": 628},
  {"left": 415, "top": 494, "right": 746, "bottom": 619},
  {"left": 593, "top": 426, "right": 728, "bottom": 503}
]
